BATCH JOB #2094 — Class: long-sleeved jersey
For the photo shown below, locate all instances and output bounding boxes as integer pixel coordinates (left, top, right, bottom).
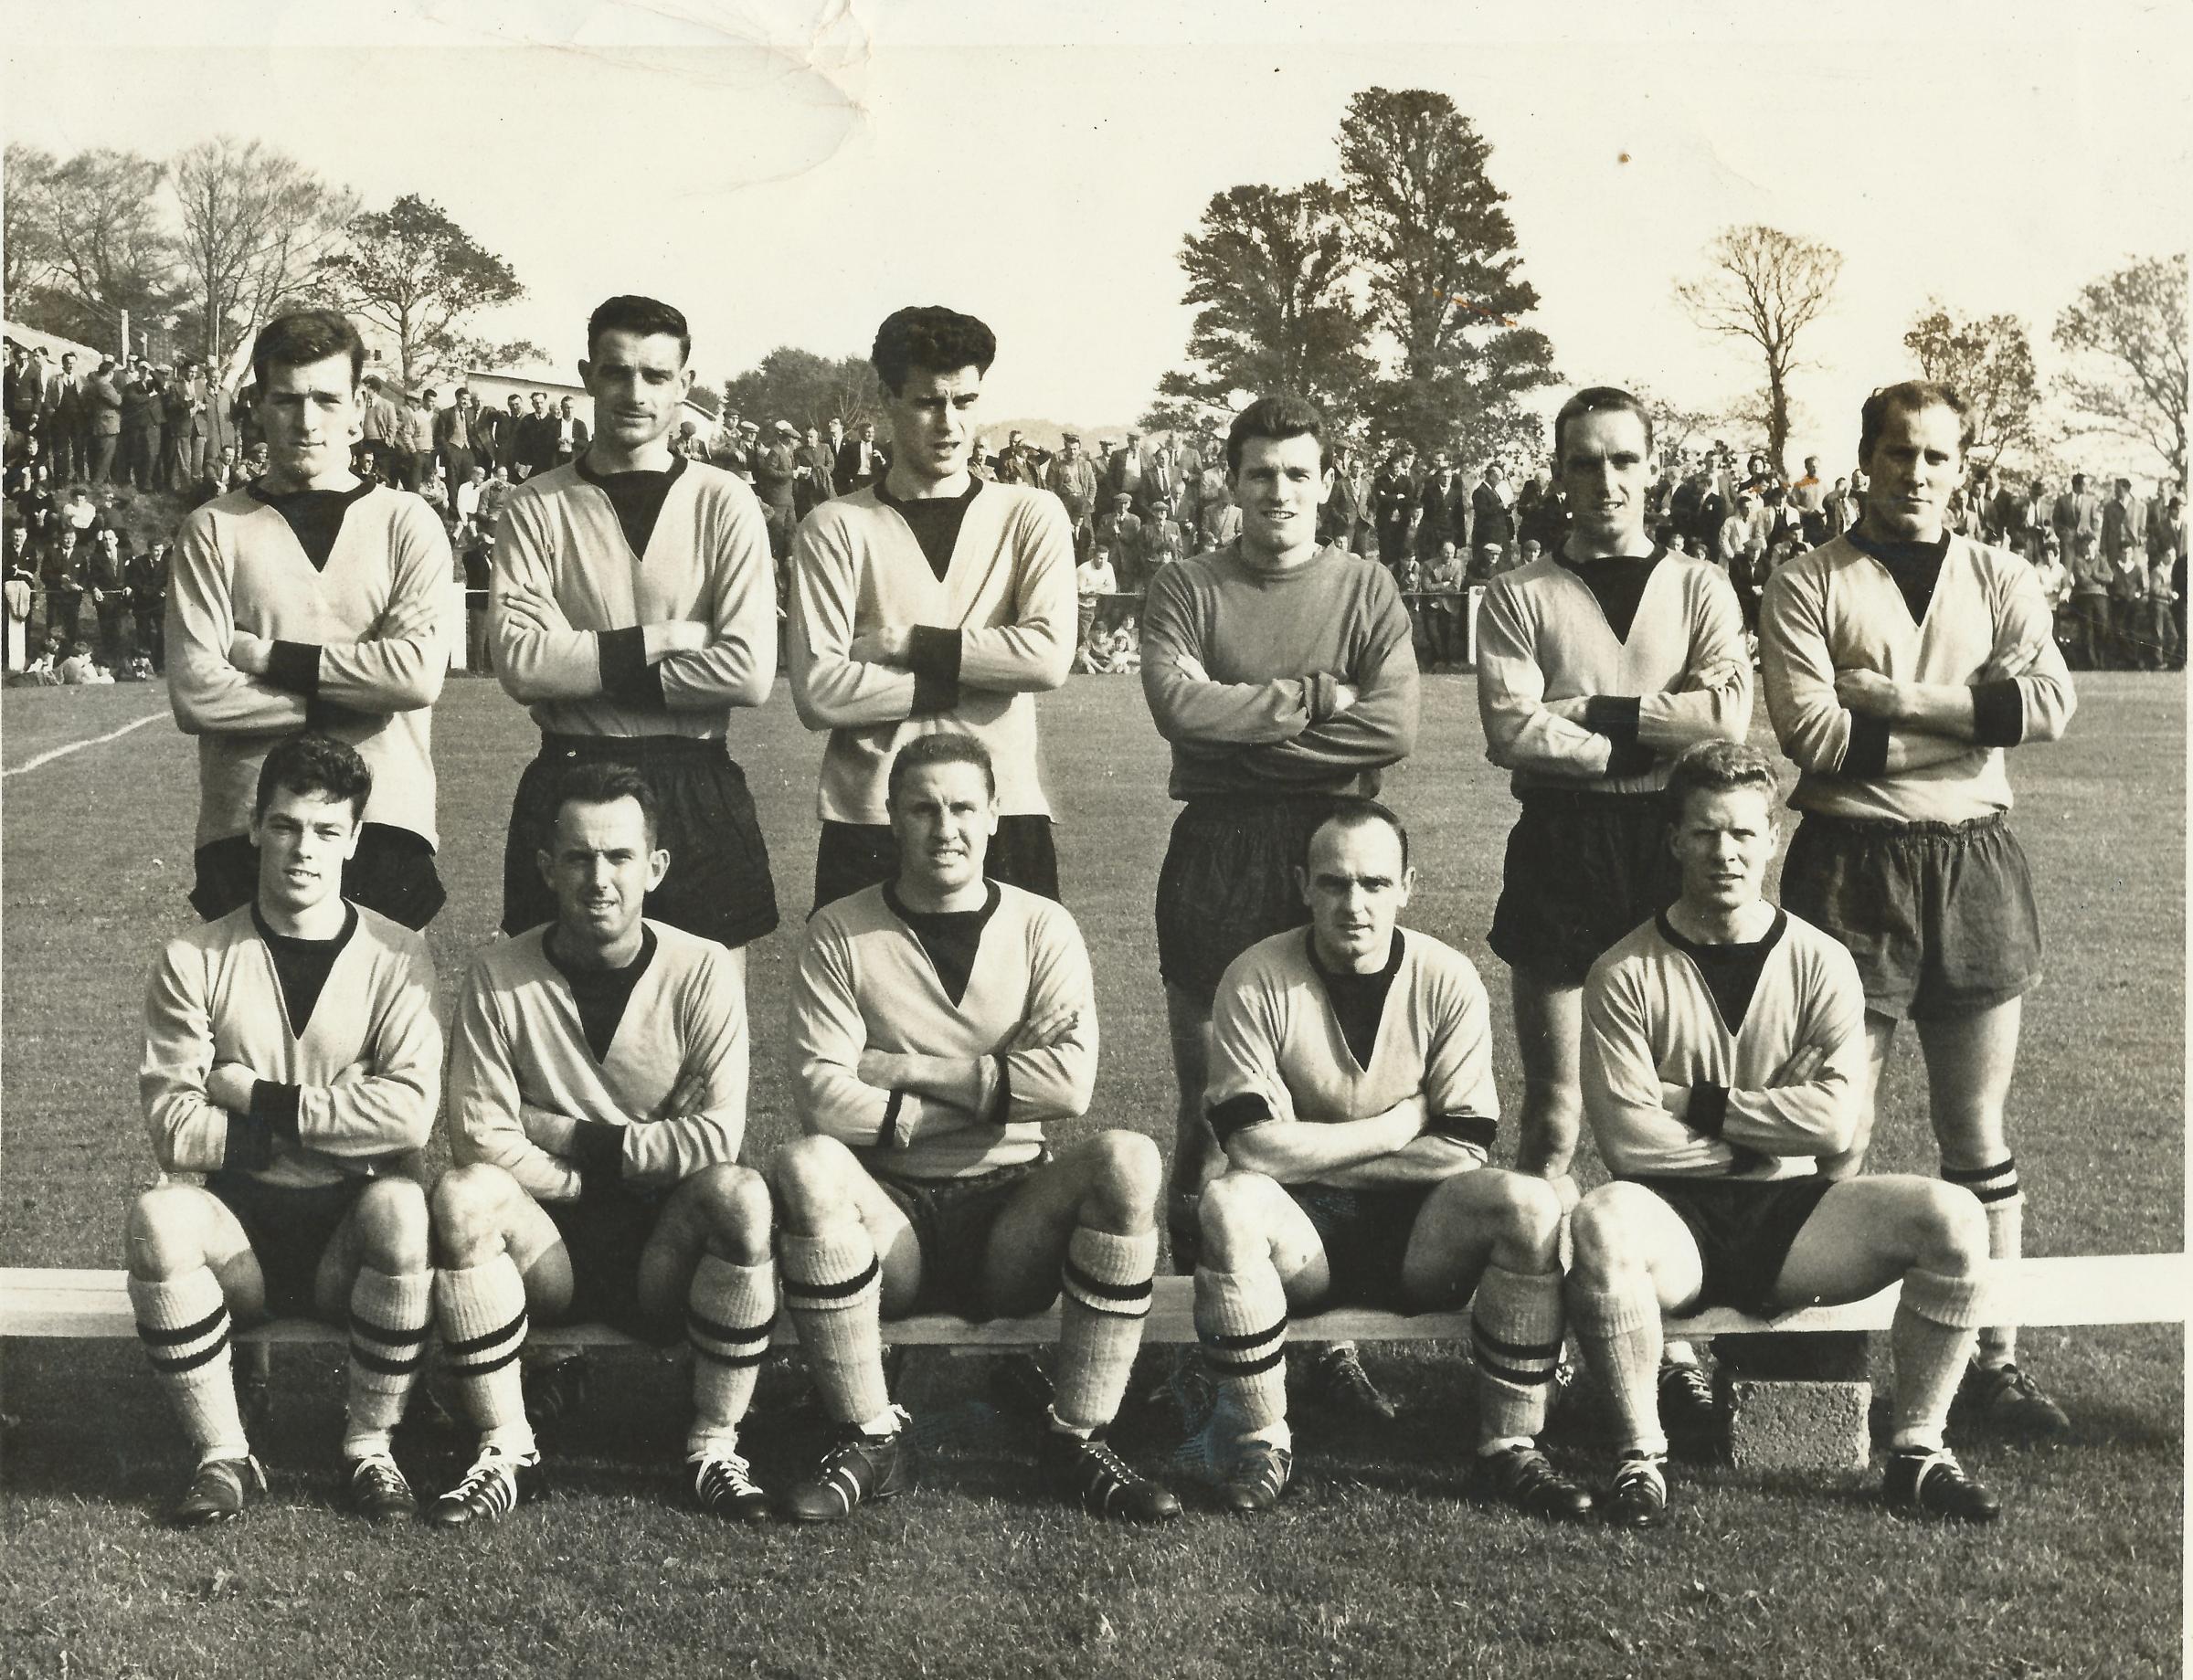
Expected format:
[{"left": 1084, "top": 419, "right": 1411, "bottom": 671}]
[
  {"left": 1758, "top": 532, "right": 2076, "bottom": 823},
  {"left": 490, "top": 457, "right": 776, "bottom": 740},
  {"left": 1580, "top": 909, "right": 1866, "bottom": 1181},
  {"left": 448, "top": 920, "right": 748, "bottom": 1203},
  {"left": 1140, "top": 540, "right": 1418, "bottom": 802},
  {"left": 140, "top": 903, "right": 441, "bottom": 1190},
  {"left": 787, "top": 481, "right": 1075, "bottom": 825},
  {"left": 1205, "top": 926, "right": 1499, "bottom": 1188},
  {"left": 166, "top": 484, "right": 449, "bottom": 849},
  {"left": 1476, "top": 549, "right": 1752, "bottom": 796},
  {"left": 789, "top": 882, "right": 1096, "bottom": 1180}
]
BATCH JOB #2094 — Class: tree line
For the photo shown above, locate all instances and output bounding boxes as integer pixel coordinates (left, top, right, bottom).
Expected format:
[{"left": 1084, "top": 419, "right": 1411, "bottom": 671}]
[{"left": 5, "top": 139, "right": 542, "bottom": 392}]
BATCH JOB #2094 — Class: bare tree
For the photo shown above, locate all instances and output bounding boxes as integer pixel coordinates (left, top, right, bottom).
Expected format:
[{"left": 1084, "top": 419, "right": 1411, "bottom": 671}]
[
  {"left": 4, "top": 143, "right": 60, "bottom": 309},
  {"left": 2052, "top": 253, "right": 2188, "bottom": 485},
  {"left": 171, "top": 136, "right": 357, "bottom": 372},
  {"left": 1675, "top": 225, "right": 1842, "bottom": 474},
  {"left": 1903, "top": 301, "right": 2041, "bottom": 469}
]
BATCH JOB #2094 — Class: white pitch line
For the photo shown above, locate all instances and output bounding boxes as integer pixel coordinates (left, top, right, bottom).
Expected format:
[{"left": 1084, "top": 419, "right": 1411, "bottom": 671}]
[{"left": 2, "top": 710, "right": 166, "bottom": 777}]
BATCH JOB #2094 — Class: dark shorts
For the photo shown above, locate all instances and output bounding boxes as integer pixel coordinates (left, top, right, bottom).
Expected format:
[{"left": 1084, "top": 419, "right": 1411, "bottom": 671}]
[
  {"left": 1779, "top": 810, "right": 2040, "bottom": 1020},
  {"left": 811, "top": 815, "right": 1060, "bottom": 914},
  {"left": 544, "top": 1182, "right": 673, "bottom": 1338},
  {"left": 1627, "top": 1174, "right": 1837, "bottom": 1315},
  {"left": 1488, "top": 788, "right": 1678, "bottom": 986},
  {"left": 190, "top": 823, "right": 445, "bottom": 930},
  {"left": 1287, "top": 1182, "right": 1436, "bottom": 1310},
  {"left": 207, "top": 1171, "right": 366, "bottom": 1318},
  {"left": 875, "top": 1157, "right": 1048, "bottom": 1320},
  {"left": 1155, "top": 796, "right": 1344, "bottom": 1004},
  {"left": 503, "top": 734, "right": 779, "bottom": 949}
]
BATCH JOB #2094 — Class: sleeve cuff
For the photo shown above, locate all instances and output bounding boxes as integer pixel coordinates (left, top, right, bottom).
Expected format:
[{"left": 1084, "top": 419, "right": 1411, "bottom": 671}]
[
  {"left": 878, "top": 1089, "right": 910, "bottom": 1149},
  {"left": 263, "top": 640, "right": 322, "bottom": 698},
  {"left": 906, "top": 626, "right": 961, "bottom": 715},
  {"left": 1425, "top": 1113, "right": 1499, "bottom": 1151},
  {"left": 1841, "top": 713, "right": 1891, "bottom": 778},
  {"left": 249, "top": 1080, "right": 302, "bottom": 1142},
  {"left": 1306, "top": 671, "right": 1338, "bottom": 724},
  {"left": 1583, "top": 694, "right": 1642, "bottom": 745},
  {"left": 1686, "top": 1081, "right": 1731, "bottom": 1139},
  {"left": 1970, "top": 678, "right": 2025, "bottom": 747},
  {"left": 568, "top": 1119, "right": 627, "bottom": 1180},
  {"left": 221, "top": 1114, "right": 275, "bottom": 1172},
  {"left": 1604, "top": 739, "right": 1658, "bottom": 780},
  {"left": 597, "top": 626, "right": 666, "bottom": 708},
  {"left": 990, "top": 1053, "right": 1012, "bottom": 1125},
  {"left": 1207, "top": 1092, "right": 1275, "bottom": 1147}
]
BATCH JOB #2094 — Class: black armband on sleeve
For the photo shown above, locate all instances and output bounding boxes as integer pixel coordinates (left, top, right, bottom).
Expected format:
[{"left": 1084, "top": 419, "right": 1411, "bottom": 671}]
[
  {"left": 906, "top": 626, "right": 961, "bottom": 715},
  {"left": 877, "top": 1090, "right": 908, "bottom": 1150},
  {"left": 1686, "top": 1081, "right": 1731, "bottom": 1140},
  {"left": 1969, "top": 679, "right": 2024, "bottom": 748},
  {"left": 1206, "top": 1093, "right": 1275, "bottom": 1147},
  {"left": 1604, "top": 739, "right": 1658, "bottom": 779},
  {"left": 990, "top": 1054, "right": 1012, "bottom": 1125},
  {"left": 221, "top": 1114, "right": 275, "bottom": 1173},
  {"left": 263, "top": 640, "right": 322, "bottom": 698},
  {"left": 1840, "top": 713, "right": 1891, "bottom": 778},
  {"left": 567, "top": 1119, "right": 628, "bottom": 1181},
  {"left": 1425, "top": 1113, "right": 1499, "bottom": 1151},
  {"left": 249, "top": 1081, "right": 302, "bottom": 1143},
  {"left": 1582, "top": 694, "right": 1642, "bottom": 746},
  {"left": 597, "top": 626, "right": 667, "bottom": 709}
]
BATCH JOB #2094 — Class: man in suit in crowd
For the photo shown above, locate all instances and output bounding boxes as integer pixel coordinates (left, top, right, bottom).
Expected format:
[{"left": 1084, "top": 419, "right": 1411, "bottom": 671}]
[{"left": 834, "top": 419, "right": 887, "bottom": 494}]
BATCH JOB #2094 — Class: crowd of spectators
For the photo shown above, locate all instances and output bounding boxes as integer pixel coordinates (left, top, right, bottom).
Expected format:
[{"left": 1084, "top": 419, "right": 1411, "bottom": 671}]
[{"left": 6, "top": 338, "right": 2185, "bottom": 685}]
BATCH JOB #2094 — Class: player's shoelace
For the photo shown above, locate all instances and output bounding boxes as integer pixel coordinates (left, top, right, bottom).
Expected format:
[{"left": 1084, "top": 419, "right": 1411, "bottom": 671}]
[
  {"left": 1056, "top": 1435, "right": 1173, "bottom": 1518},
  {"left": 441, "top": 1452, "right": 522, "bottom": 1517},
  {"left": 348, "top": 1454, "right": 414, "bottom": 1511},
  {"left": 694, "top": 1453, "right": 764, "bottom": 1506}
]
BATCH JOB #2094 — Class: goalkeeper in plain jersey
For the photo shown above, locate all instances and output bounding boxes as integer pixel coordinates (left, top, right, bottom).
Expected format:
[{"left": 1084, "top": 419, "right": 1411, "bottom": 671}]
[
  {"left": 167, "top": 310, "right": 449, "bottom": 930},
  {"left": 771, "top": 734, "right": 1180, "bottom": 1524},
  {"left": 1192, "top": 799, "right": 1592, "bottom": 1519},
  {"left": 1568, "top": 741, "right": 2002, "bottom": 1527},
  {"left": 126, "top": 733, "right": 440, "bottom": 1527},
  {"left": 426, "top": 760, "right": 775, "bottom": 1528},
  {"left": 1759, "top": 379, "right": 2077, "bottom": 1437}
]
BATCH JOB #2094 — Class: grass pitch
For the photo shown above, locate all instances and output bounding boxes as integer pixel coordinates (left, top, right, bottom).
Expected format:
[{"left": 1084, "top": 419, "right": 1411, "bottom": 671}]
[{"left": 1, "top": 671, "right": 2182, "bottom": 1679}]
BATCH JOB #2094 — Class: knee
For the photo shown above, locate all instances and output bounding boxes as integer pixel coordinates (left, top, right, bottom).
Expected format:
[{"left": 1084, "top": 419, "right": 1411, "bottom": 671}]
[
  {"left": 429, "top": 1164, "right": 513, "bottom": 1265},
  {"left": 124, "top": 1186, "right": 201, "bottom": 1278},
  {"left": 769, "top": 1135, "right": 853, "bottom": 1231},
  {"left": 1565, "top": 1194, "right": 1639, "bottom": 1290},
  {"left": 1084, "top": 1129, "right": 1160, "bottom": 1224},
  {"left": 1473, "top": 1169, "right": 1563, "bottom": 1262},
  {"left": 1911, "top": 1182, "right": 1989, "bottom": 1273},
  {"left": 1194, "top": 1172, "right": 1273, "bottom": 1271},
  {"left": 691, "top": 1163, "right": 773, "bottom": 1263},
  {"left": 354, "top": 1178, "right": 431, "bottom": 1273}
]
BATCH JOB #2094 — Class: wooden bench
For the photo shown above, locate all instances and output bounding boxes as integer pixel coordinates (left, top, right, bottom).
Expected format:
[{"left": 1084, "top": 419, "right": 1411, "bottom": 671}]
[{"left": 5, "top": 1254, "right": 2185, "bottom": 1347}]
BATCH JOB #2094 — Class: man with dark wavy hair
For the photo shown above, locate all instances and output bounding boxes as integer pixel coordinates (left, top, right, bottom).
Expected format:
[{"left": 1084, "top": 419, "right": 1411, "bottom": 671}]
[
  {"left": 788, "top": 304, "right": 1075, "bottom": 911},
  {"left": 1140, "top": 393, "right": 1418, "bottom": 1419},
  {"left": 167, "top": 308, "right": 452, "bottom": 930},
  {"left": 491, "top": 292, "right": 779, "bottom": 961}
]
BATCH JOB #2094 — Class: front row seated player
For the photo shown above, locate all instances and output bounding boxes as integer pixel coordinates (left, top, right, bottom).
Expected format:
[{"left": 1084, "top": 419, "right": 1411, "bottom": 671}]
[
  {"left": 1192, "top": 799, "right": 1592, "bottom": 1519},
  {"left": 1567, "top": 740, "right": 2000, "bottom": 1528},
  {"left": 774, "top": 733, "right": 1181, "bottom": 1523},
  {"left": 130, "top": 733, "right": 442, "bottom": 1527},
  {"left": 428, "top": 761, "right": 775, "bottom": 1527}
]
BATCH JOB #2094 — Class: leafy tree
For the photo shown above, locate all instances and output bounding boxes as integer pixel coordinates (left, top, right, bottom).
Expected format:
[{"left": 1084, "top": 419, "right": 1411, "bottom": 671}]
[
  {"left": 1631, "top": 386, "right": 1724, "bottom": 466},
  {"left": 17, "top": 147, "right": 184, "bottom": 355},
  {"left": 317, "top": 194, "right": 524, "bottom": 387},
  {"left": 1902, "top": 301, "right": 2041, "bottom": 469},
  {"left": 1154, "top": 181, "right": 1373, "bottom": 430},
  {"left": 721, "top": 348, "right": 881, "bottom": 434},
  {"left": 1337, "top": 88, "right": 1556, "bottom": 460},
  {"left": 1674, "top": 224, "right": 1842, "bottom": 474},
  {"left": 3, "top": 143, "right": 61, "bottom": 309},
  {"left": 170, "top": 136, "right": 355, "bottom": 372},
  {"left": 2052, "top": 253, "right": 2188, "bottom": 484}
]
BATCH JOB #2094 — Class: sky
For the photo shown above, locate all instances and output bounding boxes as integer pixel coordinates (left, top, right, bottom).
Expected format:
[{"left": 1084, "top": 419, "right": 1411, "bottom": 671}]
[{"left": 5, "top": 0, "right": 2188, "bottom": 474}]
